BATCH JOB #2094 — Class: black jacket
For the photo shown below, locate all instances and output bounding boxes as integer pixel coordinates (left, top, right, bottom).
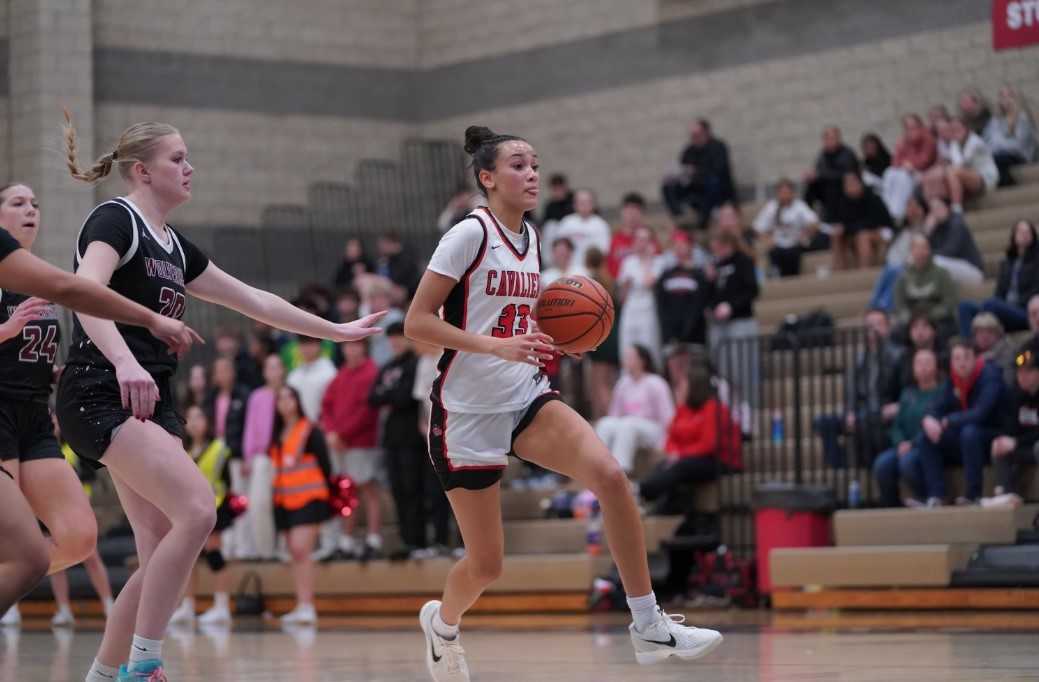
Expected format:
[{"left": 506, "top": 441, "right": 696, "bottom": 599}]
[
  {"left": 814, "top": 145, "right": 860, "bottom": 181},
  {"left": 368, "top": 350, "right": 423, "bottom": 452},
  {"left": 710, "top": 251, "right": 759, "bottom": 320},
  {"left": 995, "top": 244, "right": 1039, "bottom": 306},
  {"left": 655, "top": 263, "right": 710, "bottom": 345},
  {"left": 204, "top": 386, "right": 250, "bottom": 460},
  {"left": 541, "top": 192, "right": 574, "bottom": 225},
  {"left": 930, "top": 214, "right": 983, "bottom": 271},
  {"left": 377, "top": 252, "right": 420, "bottom": 298},
  {"left": 680, "top": 138, "right": 735, "bottom": 199},
  {"left": 835, "top": 188, "right": 893, "bottom": 234},
  {"left": 1001, "top": 384, "right": 1039, "bottom": 452}
]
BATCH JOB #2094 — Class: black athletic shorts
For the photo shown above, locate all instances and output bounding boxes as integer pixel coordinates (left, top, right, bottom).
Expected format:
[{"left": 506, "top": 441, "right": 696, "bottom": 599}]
[
  {"left": 55, "top": 364, "right": 184, "bottom": 466},
  {"left": 0, "top": 399, "right": 62, "bottom": 463},
  {"left": 428, "top": 392, "right": 561, "bottom": 492}
]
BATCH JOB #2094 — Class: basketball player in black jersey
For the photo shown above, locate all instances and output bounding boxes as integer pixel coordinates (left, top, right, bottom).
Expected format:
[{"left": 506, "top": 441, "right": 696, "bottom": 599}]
[
  {"left": 58, "top": 116, "right": 385, "bottom": 682},
  {"left": 0, "top": 221, "right": 198, "bottom": 619},
  {"left": 0, "top": 182, "right": 121, "bottom": 626}
]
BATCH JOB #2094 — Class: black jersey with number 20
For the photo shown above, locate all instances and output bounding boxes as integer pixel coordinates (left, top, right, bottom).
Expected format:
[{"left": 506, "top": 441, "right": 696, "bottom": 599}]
[{"left": 65, "top": 198, "right": 209, "bottom": 376}]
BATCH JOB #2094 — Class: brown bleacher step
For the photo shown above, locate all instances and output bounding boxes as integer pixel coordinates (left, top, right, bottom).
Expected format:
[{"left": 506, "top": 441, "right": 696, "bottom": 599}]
[
  {"left": 770, "top": 544, "right": 976, "bottom": 588},
  {"left": 503, "top": 515, "right": 686, "bottom": 554},
  {"left": 833, "top": 506, "right": 1018, "bottom": 547},
  {"left": 196, "top": 553, "right": 609, "bottom": 596}
]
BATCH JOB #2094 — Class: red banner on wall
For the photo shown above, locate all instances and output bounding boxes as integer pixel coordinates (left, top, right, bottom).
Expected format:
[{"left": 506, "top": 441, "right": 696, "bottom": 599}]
[{"left": 993, "top": 0, "right": 1039, "bottom": 51}]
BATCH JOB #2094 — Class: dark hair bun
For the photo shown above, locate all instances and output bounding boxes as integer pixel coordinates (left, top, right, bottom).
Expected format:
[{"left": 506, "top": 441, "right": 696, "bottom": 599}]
[{"left": 464, "top": 126, "right": 497, "bottom": 155}]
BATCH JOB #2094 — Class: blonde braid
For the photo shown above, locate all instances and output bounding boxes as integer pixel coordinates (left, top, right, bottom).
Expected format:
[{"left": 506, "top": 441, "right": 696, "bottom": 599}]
[{"left": 63, "top": 109, "right": 116, "bottom": 184}]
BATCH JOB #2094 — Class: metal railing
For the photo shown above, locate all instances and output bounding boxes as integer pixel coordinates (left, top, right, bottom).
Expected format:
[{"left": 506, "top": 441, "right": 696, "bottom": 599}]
[{"left": 712, "top": 325, "right": 882, "bottom": 556}]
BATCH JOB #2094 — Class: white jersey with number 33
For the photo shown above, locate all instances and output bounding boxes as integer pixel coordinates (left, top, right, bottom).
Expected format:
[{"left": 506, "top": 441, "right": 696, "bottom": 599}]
[{"left": 426, "top": 207, "right": 550, "bottom": 414}]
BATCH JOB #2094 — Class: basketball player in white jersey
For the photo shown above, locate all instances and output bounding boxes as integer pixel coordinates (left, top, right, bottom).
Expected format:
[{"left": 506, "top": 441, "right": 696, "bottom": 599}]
[{"left": 405, "top": 126, "right": 722, "bottom": 681}]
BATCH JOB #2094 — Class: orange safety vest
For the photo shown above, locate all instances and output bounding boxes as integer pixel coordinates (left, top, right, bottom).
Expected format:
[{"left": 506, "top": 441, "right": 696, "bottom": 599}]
[{"left": 271, "top": 419, "right": 330, "bottom": 511}]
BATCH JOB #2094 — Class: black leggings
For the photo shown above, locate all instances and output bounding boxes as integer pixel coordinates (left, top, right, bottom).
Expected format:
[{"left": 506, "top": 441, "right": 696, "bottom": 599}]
[{"left": 640, "top": 456, "right": 719, "bottom": 513}]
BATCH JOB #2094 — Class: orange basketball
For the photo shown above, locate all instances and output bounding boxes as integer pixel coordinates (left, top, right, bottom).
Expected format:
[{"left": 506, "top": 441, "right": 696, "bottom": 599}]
[{"left": 535, "top": 275, "right": 615, "bottom": 354}]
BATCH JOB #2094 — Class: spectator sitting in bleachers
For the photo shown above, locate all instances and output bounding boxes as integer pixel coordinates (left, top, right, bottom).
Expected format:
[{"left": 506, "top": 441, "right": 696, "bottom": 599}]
[
  {"left": 959, "top": 220, "right": 1039, "bottom": 337},
  {"left": 541, "top": 236, "right": 589, "bottom": 285},
  {"left": 925, "top": 197, "right": 984, "bottom": 288},
  {"left": 184, "top": 362, "right": 209, "bottom": 409},
  {"left": 607, "top": 192, "right": 655, "bottom": 278},
  {"left": 831, "top": 171, "right": 893, "bottom": 270},
  {"left": 893, "top": 232, "right": 959, "bottom": 343},
  {"left": 540, "top": 173, "right": 575, "bottom": 229},
  {"left": 803, "top": 126, "right": 860, "bottom": 223},
  {"left": 594, "top": 345, "right": 674, "bottom": 474},
  {"left": 859, "top": 133, "right": 892, "bottom": 189},
  {"left": 923, "top": 117, "right": 999, "bottom": 213},
  {"left": 814, "top": 308, "right": 900, "bottom": 468},
  {"left": 990, "top": 337, "right": 1039, "bottom": 505},
  {"left": 928, "top": 104, "right": 952, "bottom": 137},
  {"left": 280, "top": 297, "right": 337, "bottom": 372},
  {"left": 713, "top": 202, "right": 756, "bottom": 254},
  {"left": 870, "top": 194, "right": 925, "bottom": 311},
  {"left": 884, "top": 314, "right": 947, "bottom": 408},
  {"left": 959, "top": 87, "right": 993, "bottom": 136},
  {"left": 985, "top": 86, "right": 1037, "bottom": 187},
  {"left": 554, "top": 189, "right": 611, "bottom": 271},
  {"left": 751, "top": 178, "right": 822, "bottom": 278},
  {"left": 661, "top": 118, "right": 736, "bottom": 229},
  {"left": 638, "top": 365, "right": 739, "bottom": 514},
  {"left": 656, "top": 231, "right": 711, "bottom": 349},
  {"left": 971, "top": 313, "right": 1016, "bottom": 382},
  {"left": 894, "top": 113, "right": 939, "bottom": 177},
  {"left": 375, "top": 231, "right": 419, "bottom": 302},
  {"left": 333, "top": 287, "right": 360, "bottom": 325},
  {"left": 873, "top": 348, "right": 943, "bottom": 507},
  {"left": 618, "top": 226, "right": 664, "bottom": 365},
  {"left": 917, "top": 338, "right": 1006, "bottom": 506},
  {"left": 332, "top": 237, "right": 373, "bottom": 291}
]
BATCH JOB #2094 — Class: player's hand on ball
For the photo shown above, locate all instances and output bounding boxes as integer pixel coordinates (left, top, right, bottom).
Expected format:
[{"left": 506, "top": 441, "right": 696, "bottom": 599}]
[
  {"left": 330, "top": 311, "right": 388, "bottom": 342},
  {"left": 149, "top": 315, "right": 204, "bottom": 357},
  {"left": 491, "top": 332, "right": 555, "bottom": 367},
  {"left": 115, "top": 358, "right": 161, "bottom": 421}
]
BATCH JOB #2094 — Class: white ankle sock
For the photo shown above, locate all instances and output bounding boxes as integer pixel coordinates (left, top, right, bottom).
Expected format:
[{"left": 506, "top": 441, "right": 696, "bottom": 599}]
[
  {"left": 627, "top": 592, "right": 660, "bottom": 632},
  {"left": 213, "top": 592, "right": 230, "bottom": 610},
  {"left": 432, "top": 609, "right": 459, "bottom": 640},
  {"left": 128, "top": 634, "right": 162, "bottom": 665},
  {"left": 85, "top": 659, "right": 119, "bottom": 681}
]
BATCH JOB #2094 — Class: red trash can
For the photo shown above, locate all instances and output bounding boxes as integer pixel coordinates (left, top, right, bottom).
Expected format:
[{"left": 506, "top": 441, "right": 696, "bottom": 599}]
[{"left": 753, "top": 482, "right": 836, "bottom": 595}]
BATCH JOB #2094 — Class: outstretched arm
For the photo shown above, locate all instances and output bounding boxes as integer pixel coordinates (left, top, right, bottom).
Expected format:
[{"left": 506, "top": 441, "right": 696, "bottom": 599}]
[
  {"left": 186, "top": 262, "right": 385, "bottom": 342},
  {"left": 0, "top": 248, "right": 198, "bottom": 353}
]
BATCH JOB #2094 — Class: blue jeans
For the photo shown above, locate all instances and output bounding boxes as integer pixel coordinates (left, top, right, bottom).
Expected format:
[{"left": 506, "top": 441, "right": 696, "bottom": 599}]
[
  {"left": 870, "top": 265, "right": 903, "bottom": 312},
  {"left": 915, "top": 423, "right": 995, "bottom": 500},
  {"left": 872, "top": 447, "right": 925, "bottom": 507},
  {"left": 958, "top": 298, "right": 1029, "bottom": 337}
]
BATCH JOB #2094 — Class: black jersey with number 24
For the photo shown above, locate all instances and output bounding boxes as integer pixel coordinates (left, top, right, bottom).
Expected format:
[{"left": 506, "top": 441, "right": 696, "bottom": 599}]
[
  {"left": 65, "top": 198, "right": 210, "bottom": 376},
  {"left": 0, "top": 227, "right": 60, "bottom": 403}
]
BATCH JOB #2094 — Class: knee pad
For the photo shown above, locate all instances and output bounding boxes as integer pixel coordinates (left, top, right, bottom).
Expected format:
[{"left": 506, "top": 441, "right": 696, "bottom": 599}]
[{"left": 204, "top": 549, "right": 226, "bottom": 572}]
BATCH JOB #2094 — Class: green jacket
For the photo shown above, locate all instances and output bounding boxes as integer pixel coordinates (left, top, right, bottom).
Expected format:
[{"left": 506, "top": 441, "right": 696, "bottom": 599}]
[
  {"left": 889, "top": 384, "right": 943, "bottom": 445},
  {"left": 893, "top": 259, "right": 958, "bottom": 327}
]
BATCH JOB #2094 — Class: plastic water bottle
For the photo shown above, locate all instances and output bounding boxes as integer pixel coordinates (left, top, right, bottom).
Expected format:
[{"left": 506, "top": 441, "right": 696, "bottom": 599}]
[
  {"left": 848, "top": 480, "right": 862, "bottom": 509},
  {"left": 771, "top": 410, "right": 784, "bottom": 444},
  {"left": 585, "top": 500, "right": 603, "bottom": 556}
]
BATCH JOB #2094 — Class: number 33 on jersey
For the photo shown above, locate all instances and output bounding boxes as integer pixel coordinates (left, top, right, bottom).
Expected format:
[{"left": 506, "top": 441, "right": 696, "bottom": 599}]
[{"left": 426, "top": 207, "right": 550, "bottom": 414}]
